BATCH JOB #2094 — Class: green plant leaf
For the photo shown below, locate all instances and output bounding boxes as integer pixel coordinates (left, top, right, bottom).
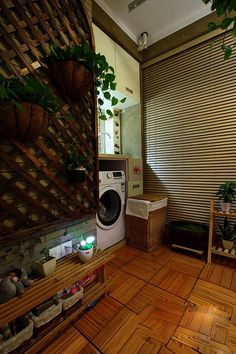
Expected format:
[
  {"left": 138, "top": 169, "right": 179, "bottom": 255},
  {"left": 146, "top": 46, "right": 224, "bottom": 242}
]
[
  {"left": 208, "top": 22, "right": 217, "bottom": 31},
  {"left": 222, "top": 44, "right": 233, "bottom": 59},
  {"left": 99, "top": 114, "right": 107, "bottom": 120},
  {"left": 106, "top": 109, "right": 113, "bottom": 117},
  {"left": 120, "top": 97, "right": 127, "bottom": 103},
  {"left": 98, "top": 98, "right": 104, "bottom": 106},
  {"left": 221, "top": 17, "right": 234, "bottom": 29},
  {"left": 111, "top": 97, "right": 118, "bottom": 106},
  {"left": 104, "top": 91, "right": 111, "bottom": 100},
  {"left": 110, "top": 82, "right": 117, "bottom": 90}
]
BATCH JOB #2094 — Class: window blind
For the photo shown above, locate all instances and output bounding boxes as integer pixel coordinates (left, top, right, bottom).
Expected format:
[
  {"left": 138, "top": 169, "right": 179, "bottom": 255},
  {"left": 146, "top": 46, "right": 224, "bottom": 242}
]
[{"left": 143, "top": 33, "right": 236, "bottom": 223}]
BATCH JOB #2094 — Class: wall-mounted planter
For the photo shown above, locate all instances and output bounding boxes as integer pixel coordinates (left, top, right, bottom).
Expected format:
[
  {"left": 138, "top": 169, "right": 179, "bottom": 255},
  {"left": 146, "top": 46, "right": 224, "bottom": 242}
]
[
  {"left": 0, "top": 101, "right": 48, "bottom": 140},
  {"left": 50, "top": 60, "right": 92, "bottom": 98},
  {"left": 67, "top": 167, "right": 86, "bottom": 183}
]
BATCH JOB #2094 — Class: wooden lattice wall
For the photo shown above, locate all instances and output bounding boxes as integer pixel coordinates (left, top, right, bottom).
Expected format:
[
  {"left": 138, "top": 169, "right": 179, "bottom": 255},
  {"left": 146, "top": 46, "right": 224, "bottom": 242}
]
[{"left": 0, "top": 0, "right": 98, "bottom": 244}]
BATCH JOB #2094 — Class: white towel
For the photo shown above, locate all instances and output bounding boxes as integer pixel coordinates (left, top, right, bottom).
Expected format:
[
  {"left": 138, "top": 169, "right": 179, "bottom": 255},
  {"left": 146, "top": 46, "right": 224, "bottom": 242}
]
[{"left": 126, "top": 199, "right": 150, "bottom": 220}]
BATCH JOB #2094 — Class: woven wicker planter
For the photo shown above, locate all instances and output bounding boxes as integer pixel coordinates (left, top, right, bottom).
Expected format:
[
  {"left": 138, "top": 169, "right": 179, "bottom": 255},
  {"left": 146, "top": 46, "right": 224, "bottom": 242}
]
[
  {"left": 0, "top": 101, "right": 48, "bottom": 140},
  {"left": 50, "top": 60, "right": 92, "bottom": 98}
]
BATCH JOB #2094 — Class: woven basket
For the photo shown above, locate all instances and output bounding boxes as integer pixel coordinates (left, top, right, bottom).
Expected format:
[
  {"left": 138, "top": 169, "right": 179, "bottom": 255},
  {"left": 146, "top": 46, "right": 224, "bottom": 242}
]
[
  {"left": 0, "top": 319, "right": 33, "bottom": 354},
  {"left": 126, "top": 206, "right": 167, "bottom": 252},
  {"left": 61, "top": 286, "right": 83, "bottom": 311},
  {"left": 31, "top": 301, "right": 62, "bottom": 328}
]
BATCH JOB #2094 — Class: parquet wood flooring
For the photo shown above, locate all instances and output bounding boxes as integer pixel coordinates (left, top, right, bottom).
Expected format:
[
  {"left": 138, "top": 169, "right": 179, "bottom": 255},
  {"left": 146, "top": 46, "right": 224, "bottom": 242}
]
[{"left": 29, "top": 245, "right": 236, "bottom": 353}]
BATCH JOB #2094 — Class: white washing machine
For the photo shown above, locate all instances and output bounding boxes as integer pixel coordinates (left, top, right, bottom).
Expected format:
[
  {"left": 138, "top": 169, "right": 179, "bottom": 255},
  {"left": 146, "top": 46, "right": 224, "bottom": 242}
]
[{"left": 96, "top": 171, "right": 126, "bottom": 250}]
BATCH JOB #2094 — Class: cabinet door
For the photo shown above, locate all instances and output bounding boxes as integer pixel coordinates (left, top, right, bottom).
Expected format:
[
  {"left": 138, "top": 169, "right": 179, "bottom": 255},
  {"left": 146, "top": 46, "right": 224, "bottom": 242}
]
[
  {"left": 115, "top": 44, "right": 140, "bottom": 103},
  {"left": 92, "top": 24, "right": 116, "bottom": 70}
]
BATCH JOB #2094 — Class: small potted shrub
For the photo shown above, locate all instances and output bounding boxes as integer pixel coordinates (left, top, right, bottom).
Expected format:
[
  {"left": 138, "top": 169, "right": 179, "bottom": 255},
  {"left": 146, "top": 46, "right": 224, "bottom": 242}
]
[
  {"left": 217, "top": 217, "right": 236, "bottom": 250},
  {"left": 76, "top": 236, "right": 95, "bottom": 263},
  {"left": 65, "top": 142, "right": 87, "bottom": 183},
  {"left": 0, "top": 75, "right": 61, "bottom": 139},
  {"left": 48, "top": 42, "right": 126, "bottom": 120},
  {"left": 35, "top": 248, "right": 56, "bottom": 277},
  {"left": 216, "top": 181, "right": 236, "bottom": 212}
]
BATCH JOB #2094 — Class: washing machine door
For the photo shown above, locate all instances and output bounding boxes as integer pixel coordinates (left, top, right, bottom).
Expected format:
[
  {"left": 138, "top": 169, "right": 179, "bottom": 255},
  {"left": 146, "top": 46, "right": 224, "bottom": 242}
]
[{"left": 97, "top": 186, "right": 122, "bottom": 230}]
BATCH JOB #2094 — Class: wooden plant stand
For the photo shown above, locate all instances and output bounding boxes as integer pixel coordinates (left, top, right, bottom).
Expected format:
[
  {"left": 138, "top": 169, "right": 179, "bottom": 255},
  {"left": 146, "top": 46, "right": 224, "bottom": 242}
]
[{"left": 207, "top": 200, "right": 236, "bottom": 263}]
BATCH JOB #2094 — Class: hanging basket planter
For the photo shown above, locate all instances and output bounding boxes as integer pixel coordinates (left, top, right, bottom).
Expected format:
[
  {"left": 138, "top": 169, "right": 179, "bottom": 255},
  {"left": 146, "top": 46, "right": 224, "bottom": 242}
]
[
  {"left": 67, "top": 167, "right": 86, "bottom": 183},
  {"left": 50, "top": 60, "right": 92, "bottom": 98},
  {"left": 0, "top": 101, "right": 48, "bottom": 140}
]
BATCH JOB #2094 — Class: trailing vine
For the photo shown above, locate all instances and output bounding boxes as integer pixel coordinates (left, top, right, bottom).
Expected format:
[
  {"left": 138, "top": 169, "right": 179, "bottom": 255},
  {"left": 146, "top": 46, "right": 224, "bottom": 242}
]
[{"left": 202, "top": 0, "right": 236, "bottom": 59}]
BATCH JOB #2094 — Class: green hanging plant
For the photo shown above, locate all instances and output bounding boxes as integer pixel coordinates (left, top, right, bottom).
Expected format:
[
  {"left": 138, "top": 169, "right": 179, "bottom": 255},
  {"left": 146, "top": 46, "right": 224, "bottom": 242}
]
[
  {"left": 202, "top": 0, "right": 236, "bottom": 59},
  {"left": 48, "top": 42, "right": 126, "bottom": 120}
]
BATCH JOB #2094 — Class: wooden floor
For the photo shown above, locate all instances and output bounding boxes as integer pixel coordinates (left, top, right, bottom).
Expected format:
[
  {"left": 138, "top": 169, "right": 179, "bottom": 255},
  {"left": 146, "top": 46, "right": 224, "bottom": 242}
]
[{"left": 29, "top": 245, "right": 236, "bottom": 354}]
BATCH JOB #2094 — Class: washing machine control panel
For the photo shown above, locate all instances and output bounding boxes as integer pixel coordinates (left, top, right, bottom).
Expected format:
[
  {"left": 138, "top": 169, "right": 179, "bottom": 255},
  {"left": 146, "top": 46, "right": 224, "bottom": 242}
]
[{"left": 99, "top": 171, "right": 125, "bottom": 184}]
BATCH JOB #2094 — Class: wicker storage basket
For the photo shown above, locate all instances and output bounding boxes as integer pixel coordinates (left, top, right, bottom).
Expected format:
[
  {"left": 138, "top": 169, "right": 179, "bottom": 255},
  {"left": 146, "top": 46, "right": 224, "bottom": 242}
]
[
  {"left": 0, "top": 319, "right": 33, "bottom": 354},
  {"left": 126, "top": 206, "right": 167, "bottom": 252},
  {"left": 61, "top": 286, "right": 83, "bottom": 311},
  {"left": 31, "top": 301, "right": 62, "bottom": 328}
]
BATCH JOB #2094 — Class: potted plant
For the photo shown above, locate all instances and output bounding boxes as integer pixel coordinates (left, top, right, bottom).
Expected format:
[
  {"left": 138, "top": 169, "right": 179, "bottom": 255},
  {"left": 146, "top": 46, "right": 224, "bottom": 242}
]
[
  {"left": 35, "top": 247, "right": 56, "bottom": 277},
  {"left": 216, "top": 181, "right": 236, "bottom": 212},
  {"left": 65, "top": 142, "right": 87, "bottom": 183},
  {"left": 48, "top": 42, "right": 126, "bottom": 120},
  {"left": 76, "top": 236, "right": 95, "bottom": 263},
  {"left": 0, "top": 75, "right": 61, "bottom": 140},
  {"left": 217, "top": 216, "right": 236, "bottom": 250}
]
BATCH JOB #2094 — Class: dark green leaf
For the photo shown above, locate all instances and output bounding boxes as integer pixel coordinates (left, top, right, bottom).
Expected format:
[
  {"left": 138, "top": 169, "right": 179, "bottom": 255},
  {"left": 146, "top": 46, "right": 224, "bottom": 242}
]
[
  {"left": 221, "top": 17, "right": 234, "bottom": 30},
  {"left": 110, "top": 82, "right": 117, "bottom": 90},
  {"left": 120, "top": 97, "right": 127, "bottom": 103},
  {"left": 222, "top": 44, "right": 233, "bottom": 59},
  {"left": 98, "top": 98, "right": 104, "bottom": 105},
  {"left": 104, "top": 91, "right": 111, "bottom": 100},
  {"left": 208, "top": 22, "right": 217, "bottom": 31},
  {"left": 106, "top": 109, "right": 113, "bottom": 117},
  {"left": 111, "top": 97, "right": 118, "bottom": 106},
  {"left": 99, "top": 114, "right": 107, "bottom": 120}
]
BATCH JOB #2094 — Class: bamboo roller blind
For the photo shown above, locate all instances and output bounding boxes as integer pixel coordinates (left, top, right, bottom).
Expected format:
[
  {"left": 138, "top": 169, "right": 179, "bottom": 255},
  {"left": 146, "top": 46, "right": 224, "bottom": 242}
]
[{"left": 143, "top": 32, "right": 236, "bottom": 223}]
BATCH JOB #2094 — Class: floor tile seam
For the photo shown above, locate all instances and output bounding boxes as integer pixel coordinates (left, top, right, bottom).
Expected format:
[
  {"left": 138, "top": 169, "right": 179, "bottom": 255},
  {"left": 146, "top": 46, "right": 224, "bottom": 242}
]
[
  {"left": 71, "top": 319, "right": 104, "bottom": 353},
  {"left": 92, "top": 309, "right": 137, "bottom": 352},
  {"left": 115, "top": 265, "right": 161, "bottom": 283},
  {"left": 135, "top": 278, "right": 190, "bottom": 306},
  {"left": 120, "top": 253, "right": 147, "bottom": 268}
]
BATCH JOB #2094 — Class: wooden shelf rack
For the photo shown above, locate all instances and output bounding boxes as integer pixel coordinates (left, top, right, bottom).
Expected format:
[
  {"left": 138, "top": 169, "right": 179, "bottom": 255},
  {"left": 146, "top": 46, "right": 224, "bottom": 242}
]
[
  {"left": 207, "top": 200, "right": 236, "bottom": 263},
  {"left": 0, "top": 251, "right": 114, "bottom": 328}
]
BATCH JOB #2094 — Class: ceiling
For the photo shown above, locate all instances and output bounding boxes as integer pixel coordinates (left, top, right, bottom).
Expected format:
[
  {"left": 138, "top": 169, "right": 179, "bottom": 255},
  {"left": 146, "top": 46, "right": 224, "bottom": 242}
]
[{"left": 94, "top": 0, "right": 212, "bottom": 46}]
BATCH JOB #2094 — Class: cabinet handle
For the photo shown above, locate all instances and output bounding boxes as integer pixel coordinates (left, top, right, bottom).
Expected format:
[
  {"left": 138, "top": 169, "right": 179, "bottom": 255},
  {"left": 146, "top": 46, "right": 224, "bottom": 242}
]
[
  {"left": 133, "top": 184, "right": 140, "bottom": 189},
  {"left": 126, "top": 87, "right": 133, "bottom": 95}
]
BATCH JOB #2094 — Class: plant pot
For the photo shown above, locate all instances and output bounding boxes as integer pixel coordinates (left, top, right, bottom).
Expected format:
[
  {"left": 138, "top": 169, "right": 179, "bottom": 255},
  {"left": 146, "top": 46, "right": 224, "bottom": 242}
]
[
  {"left": 50, "top": 60, "right": 92, "bottom": 98},
  {"left": 0, "top": 101, "right": 48, "bottom": 140},
  {"left": 222, "top": 239, "right": 234, "bottom": 250},
  {"left": 67, "top": 167, "right": 86, "bottom": 183},
  {"left": 78, "top": 246, "right": 93, "bottom": 263},
  {"left": 220, "top": 201, "right": 231, "bottom": 213},
  {"left": 35, "top": 256, "right": 56, "bottom": 277}
]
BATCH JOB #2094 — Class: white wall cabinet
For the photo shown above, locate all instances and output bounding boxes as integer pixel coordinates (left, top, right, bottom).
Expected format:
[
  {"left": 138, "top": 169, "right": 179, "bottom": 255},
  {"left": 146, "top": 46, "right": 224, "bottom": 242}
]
[
  {"left": 92, "top": 23, "right": 140, "bottom": 106},
  {"left": 115, "top": 44, "right": 140, "bottom": 103},
  {"left": 92, "top": 24, "right": 116, "bottom": 70}
]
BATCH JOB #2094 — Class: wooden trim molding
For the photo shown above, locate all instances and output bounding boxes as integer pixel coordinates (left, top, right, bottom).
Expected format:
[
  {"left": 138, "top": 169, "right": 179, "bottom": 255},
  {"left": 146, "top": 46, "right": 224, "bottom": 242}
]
[
  {"left": 142, "top": 12, "right": 226, "bottom": 64},
  {"left": 92, "top": 0, "right": 142, "bottom": 62}
]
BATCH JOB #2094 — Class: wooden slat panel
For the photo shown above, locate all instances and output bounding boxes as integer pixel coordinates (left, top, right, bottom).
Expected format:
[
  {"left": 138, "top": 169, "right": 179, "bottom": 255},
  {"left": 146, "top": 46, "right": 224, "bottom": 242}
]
[{"left": 0, "top": 0, "right": 98, "bottom": 241}]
